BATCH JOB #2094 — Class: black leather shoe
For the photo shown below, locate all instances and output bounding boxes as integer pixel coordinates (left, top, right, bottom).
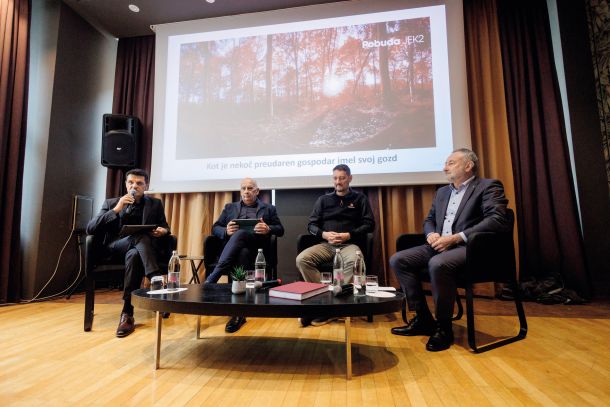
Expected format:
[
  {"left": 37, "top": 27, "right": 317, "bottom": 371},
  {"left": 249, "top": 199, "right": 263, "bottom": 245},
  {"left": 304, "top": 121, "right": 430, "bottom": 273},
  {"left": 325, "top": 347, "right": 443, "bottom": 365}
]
[
  {"left": 161, "top": 312, "right": 170, "bottom": 319},
  {"left": 299, "top": 317, "right": 313, "bottom": 327},
  {"left": 225, "top": 316, "right": 246, "bottom": 333},
  {"left": 391, "top": 315, "right": 436, "bottom": 336},
  {"left": 426, "top": 326, "right": 454, "bottom": 352},
  {"left": 116, "top": 313, "right": 135, "bottom": 338}
]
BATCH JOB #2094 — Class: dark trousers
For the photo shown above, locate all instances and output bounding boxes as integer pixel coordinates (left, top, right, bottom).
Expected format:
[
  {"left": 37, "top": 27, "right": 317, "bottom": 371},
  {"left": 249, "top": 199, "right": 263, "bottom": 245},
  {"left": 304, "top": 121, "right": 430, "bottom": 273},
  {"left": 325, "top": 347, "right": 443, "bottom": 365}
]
[
  {"left": 390, "top": 244, "right": 466, "bottom": 323},
  {"left": 206, "top": 230, "right": 268, "bottom": 283},
  {"left": 107, "top": 233, "right": 165, "bottom": 301}
]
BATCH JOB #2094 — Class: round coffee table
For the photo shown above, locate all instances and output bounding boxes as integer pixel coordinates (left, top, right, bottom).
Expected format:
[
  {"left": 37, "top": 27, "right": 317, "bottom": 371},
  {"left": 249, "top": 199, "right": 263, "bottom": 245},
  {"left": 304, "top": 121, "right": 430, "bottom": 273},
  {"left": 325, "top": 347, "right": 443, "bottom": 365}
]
[{"left": 132, "top": 283, "right": 404, "bottom": 379}]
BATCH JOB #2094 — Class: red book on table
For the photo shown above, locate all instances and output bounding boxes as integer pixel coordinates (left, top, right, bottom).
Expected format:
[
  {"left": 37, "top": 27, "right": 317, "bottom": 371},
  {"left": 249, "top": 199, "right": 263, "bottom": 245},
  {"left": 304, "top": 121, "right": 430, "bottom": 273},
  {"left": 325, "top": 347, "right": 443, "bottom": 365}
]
[{"left": 268, "top": 281, "right": 328, "bottom": 300}]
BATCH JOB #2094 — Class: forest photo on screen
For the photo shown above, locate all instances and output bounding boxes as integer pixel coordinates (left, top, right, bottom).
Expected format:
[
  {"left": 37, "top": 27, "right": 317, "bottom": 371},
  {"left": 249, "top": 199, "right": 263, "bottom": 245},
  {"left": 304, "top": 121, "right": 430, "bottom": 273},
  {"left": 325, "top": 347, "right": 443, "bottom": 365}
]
[{"left": 176, "top": 16, "right": 434, "bottom": 159}]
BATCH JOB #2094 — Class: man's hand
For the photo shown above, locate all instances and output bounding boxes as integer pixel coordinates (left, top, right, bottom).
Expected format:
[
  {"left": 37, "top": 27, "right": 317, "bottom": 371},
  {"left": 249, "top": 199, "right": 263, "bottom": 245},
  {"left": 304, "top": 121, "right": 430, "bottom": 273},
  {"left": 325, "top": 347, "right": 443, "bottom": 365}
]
[
  {"left": 430, "top": 234, "right": 463, "bottom": 252},
  {"left": 113, "top": 192, "right": 135, "bottom": 213},
  {"left": 226, "top": 220, "right": 239, "bottom": 236},
  {"left": 322, "top": 231, "right": 350, "bottom": 244},
  {"left": 426, "top": 233, "right": 441, "bottom": 246},
  {"left": 253, "top": 218, "right": 271, "bottom": 235},
  {"left": 150, "top": 227, "right": 168, "bottom": 238}
]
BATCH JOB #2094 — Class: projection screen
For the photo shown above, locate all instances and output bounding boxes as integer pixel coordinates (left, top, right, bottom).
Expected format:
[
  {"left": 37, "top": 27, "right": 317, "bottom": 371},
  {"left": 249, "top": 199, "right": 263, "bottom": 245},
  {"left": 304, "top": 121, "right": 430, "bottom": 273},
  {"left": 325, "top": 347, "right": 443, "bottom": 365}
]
[{"left": 150, "top": 0, "right": 470, "bottom": 192}]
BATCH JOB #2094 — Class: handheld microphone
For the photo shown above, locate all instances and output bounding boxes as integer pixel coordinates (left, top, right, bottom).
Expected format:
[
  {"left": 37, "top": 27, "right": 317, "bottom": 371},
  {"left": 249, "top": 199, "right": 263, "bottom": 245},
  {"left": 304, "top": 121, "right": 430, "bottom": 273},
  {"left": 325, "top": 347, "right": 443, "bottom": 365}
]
[
  {"left": 125, "top": 189, "right": 136, "bottom": 214},
  {"left": 255, "top": 279, "right": 282, "bottom": 290}
]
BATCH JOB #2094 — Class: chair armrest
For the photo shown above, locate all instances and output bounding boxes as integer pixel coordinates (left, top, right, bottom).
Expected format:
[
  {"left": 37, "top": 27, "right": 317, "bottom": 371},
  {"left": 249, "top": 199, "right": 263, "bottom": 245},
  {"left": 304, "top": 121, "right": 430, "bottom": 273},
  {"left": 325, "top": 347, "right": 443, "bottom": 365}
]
[
  {"left": 85, "top": 235, "right": 96, "bottom": 275},
  {"left": 168, "top": 235, "right": 177, "bottom": 251},
  {"left": 267, "top": 235, "right": 278, "bottom": 267},
  {"left": 203, "top": 235, "right": 224, "bottom": 269},
  {"left": 466, "top": 232, "right": 516, "bottom": 283},
  {"left": 396, "top": 233, "right": 427, "bottom": 252},
  {"left": 296, "top": 234, "right": 324, "bottom": 253}
]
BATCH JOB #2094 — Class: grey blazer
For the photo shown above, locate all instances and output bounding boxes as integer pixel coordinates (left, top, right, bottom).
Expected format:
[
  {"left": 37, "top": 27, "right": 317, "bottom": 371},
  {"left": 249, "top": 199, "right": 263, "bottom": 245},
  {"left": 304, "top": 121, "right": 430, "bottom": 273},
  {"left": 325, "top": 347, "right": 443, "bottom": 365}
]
[{"left": 423, "top": 177, "right": 511, "bottom": 239}]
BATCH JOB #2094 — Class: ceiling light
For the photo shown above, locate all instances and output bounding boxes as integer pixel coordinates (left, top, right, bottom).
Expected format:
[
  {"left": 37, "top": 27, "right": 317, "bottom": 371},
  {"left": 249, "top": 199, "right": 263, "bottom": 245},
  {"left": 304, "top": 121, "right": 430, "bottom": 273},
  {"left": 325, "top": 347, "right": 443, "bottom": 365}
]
[
  {"left": 128, "top": 4, "right": 140, "bottom": 12},
  {"left": 206, "top": 0, "right": 215, "bottom": 3}
]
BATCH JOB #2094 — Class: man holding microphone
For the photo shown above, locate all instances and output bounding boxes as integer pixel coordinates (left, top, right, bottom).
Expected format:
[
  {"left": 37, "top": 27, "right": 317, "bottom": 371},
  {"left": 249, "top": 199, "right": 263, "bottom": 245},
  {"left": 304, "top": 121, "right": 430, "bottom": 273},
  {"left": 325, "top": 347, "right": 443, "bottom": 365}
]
[{"left": 87, "top": 169, "right": 171, "bottom": 337}]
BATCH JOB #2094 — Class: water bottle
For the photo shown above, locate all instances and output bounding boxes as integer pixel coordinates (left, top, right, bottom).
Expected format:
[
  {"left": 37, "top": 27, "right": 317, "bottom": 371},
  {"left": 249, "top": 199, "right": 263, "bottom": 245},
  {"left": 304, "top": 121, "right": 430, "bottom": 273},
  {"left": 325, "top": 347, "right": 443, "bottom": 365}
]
[
  {"left": 167, "top": 250, "right": 181, "bottom": 291},
  {"left": 332, "top": 249, "right": 344, "bottom": 289},
  {"left": 353, "top": 250, "right": 366, "bottom": 296},
  {"left": 254, "top": 248, "right": 266, "bottom": 288}
]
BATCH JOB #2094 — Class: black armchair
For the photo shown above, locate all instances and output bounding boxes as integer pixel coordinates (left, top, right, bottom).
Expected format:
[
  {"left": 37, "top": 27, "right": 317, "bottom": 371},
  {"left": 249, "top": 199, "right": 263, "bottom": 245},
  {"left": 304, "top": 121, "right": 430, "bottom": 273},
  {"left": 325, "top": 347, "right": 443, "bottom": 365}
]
[
  {"left": 203, "top": 234, "right": 278, "bottom": 281},
  {"left": 83, "top": 233, "right": 177, "bottom": 332},
  {"left": 296, "top": 233, "right": 374, "bottom": 274},
  {"left": 395, "top": 209, "right": 527, "bottom": 353}
]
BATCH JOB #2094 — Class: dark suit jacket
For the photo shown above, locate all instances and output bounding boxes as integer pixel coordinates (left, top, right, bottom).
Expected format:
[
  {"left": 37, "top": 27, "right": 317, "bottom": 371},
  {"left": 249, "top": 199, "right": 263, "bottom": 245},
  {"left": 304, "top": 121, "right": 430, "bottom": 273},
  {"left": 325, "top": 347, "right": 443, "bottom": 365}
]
[
  {"left": 212, "top": 199, "right": 284, "bottom": 241},
  {"left": 423, "top": 177, "right": 510, "bottom": 239},
  {"left": 86, "top": 195, "right": 170, "bottom": 246}
]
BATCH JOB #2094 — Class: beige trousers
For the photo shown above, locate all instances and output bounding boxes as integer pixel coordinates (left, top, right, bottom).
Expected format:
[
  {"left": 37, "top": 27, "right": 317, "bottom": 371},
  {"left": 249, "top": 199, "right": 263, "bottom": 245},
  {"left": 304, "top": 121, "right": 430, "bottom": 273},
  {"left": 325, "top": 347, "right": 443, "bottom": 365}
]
[{"left": 296, "top": 242, "right": 360, "bottom": 283}]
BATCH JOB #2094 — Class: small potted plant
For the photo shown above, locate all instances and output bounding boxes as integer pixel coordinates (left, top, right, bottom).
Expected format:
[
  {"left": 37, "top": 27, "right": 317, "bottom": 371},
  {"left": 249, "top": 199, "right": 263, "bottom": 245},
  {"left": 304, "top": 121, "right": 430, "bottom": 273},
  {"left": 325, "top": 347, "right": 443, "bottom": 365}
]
[{"left": 231, "top": 266, "right": 247, "bottom": 294}]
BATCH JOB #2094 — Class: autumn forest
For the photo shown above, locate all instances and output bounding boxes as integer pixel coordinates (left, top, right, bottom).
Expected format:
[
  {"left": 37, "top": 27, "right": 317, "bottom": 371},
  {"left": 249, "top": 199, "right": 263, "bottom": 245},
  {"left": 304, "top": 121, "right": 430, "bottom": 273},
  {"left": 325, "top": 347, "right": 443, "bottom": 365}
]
[{"left": 176, "top": 17, "right": 436, "bottom": 159}]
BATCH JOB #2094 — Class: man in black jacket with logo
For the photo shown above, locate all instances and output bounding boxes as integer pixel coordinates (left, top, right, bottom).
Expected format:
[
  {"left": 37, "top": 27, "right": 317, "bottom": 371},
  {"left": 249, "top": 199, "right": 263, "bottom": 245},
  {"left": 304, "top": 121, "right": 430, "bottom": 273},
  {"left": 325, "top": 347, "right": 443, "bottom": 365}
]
[{"left": 296, "top": 164, "right": 375, "bottom": 326}]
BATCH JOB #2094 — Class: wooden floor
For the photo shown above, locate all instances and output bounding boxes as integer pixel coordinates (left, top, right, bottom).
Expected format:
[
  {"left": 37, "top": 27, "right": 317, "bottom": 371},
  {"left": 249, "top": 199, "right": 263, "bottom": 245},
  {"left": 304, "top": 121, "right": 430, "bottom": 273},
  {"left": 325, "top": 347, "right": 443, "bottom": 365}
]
[{"left": 1, "top": 290, "right": 609, "bottom": 407}]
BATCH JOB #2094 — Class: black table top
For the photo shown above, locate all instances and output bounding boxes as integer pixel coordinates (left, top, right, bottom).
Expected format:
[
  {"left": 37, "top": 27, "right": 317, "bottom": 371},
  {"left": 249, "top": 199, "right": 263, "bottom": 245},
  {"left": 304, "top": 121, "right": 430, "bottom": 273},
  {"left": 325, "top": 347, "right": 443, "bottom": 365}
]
[{"left": 132, "top": 284, "right": 404, "bottom": 318}]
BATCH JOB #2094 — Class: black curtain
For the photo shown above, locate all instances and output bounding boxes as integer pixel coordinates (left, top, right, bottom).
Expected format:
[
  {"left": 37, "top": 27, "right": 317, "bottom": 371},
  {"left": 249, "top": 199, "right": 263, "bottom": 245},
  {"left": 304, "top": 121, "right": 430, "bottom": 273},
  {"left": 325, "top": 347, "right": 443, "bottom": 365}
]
[
  {"left": 0, "top": 0, "right": 29, "bottom": 303},
  {"left": 106, "top": 35, "right": 155, "bottom": 197},
  {"left": 497, "top": 0, "right": 591, "bottom": 297}
]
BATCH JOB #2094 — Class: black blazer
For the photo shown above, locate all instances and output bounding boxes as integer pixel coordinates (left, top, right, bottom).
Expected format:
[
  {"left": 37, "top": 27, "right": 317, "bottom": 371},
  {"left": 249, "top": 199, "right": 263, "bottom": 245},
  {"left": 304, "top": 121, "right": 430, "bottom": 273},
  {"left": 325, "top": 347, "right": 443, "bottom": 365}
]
[
  {"left": 423, "top": 177, "right": 511, "bottom": 239},
  {"left": 212, "top": 199, "right": 284, "bottom": 241},
  {"left": 86, "top": 195, "right": 170, "bottom": 245}
]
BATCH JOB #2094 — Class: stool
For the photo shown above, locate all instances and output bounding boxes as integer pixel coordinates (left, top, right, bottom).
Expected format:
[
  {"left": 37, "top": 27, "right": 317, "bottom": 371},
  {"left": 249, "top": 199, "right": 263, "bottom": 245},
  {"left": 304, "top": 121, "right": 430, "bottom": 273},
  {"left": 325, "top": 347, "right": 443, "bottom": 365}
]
[{"left": 179, "top": 255, "right": 204, "bottom": 284}]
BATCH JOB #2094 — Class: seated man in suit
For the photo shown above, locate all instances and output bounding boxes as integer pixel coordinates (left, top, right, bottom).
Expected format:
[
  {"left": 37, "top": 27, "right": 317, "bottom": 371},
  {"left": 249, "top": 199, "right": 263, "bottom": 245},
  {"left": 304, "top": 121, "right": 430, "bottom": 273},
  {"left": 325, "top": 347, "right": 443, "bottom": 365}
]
[
  {"left": 390, "top": 148, "right": 511, "bottom": 351},
  {"left": 205, "top": 177, "right": 284, "bottom": 333},
  {"left": 86, "top": 168, "right": 171, "bottom": 338},
  {"left": 296, "top": 164, "right": 375, "bottom": 327}
]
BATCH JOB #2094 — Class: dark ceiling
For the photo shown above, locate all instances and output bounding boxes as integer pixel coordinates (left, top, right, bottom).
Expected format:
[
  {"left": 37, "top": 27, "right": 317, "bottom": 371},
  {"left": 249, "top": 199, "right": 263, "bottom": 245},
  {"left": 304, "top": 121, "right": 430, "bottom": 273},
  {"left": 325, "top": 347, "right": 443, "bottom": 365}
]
[{"left": 63, "top": 0, "right": 345, "bottom": 38}]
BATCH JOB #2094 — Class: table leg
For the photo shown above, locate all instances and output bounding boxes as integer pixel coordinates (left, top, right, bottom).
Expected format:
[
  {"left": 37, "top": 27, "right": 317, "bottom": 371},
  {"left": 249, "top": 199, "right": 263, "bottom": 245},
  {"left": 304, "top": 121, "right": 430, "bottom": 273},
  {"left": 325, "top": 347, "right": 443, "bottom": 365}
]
[
  {"left": 155, "top": 311, "right": 162, "bottom": 370},
  {"left": 196, "top": 316, "right": 201, "bottom": 339},
  {"left": 345, "top": 316, "right": 352, "bottom": 380},
  {"left": 188, "top": 259, "right": 203, "bottom": 284}
]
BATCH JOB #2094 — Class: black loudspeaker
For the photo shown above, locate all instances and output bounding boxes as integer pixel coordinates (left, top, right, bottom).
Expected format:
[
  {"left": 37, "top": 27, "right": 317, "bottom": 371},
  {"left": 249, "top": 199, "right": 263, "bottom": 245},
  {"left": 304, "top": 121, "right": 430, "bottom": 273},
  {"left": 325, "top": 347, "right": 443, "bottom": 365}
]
[{"left": 101, "top": 114, "right": 141, "bottom": 168}]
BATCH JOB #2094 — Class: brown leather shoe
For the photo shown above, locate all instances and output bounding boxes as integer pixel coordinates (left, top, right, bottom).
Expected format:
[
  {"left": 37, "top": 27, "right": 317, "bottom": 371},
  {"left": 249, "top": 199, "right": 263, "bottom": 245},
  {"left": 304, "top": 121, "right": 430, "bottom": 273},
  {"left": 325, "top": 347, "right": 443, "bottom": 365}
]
[{"left": 116, "top": 312, "right": 135, "bottom": 337}]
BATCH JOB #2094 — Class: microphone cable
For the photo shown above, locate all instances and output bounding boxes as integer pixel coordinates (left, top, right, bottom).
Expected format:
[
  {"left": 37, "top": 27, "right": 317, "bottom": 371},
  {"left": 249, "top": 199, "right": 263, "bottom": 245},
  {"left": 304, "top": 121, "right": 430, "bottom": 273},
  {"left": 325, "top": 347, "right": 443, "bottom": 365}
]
[{"left": 22, "top": 229, "right": 84, "bottom": 303}]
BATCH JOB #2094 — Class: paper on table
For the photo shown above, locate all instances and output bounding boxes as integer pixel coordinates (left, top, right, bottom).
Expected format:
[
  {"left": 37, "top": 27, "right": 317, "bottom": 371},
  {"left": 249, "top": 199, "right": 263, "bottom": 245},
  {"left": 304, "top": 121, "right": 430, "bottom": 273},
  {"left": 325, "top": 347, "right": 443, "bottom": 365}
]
[
  {"left": 367, "top": 291, "right": 396, "bottom": 298},
  {"left": 377, "top": 286, "right": 397, "bottom": 292},
  {"left": 147, "top": 287, "right": 188, "bottom": 294}
]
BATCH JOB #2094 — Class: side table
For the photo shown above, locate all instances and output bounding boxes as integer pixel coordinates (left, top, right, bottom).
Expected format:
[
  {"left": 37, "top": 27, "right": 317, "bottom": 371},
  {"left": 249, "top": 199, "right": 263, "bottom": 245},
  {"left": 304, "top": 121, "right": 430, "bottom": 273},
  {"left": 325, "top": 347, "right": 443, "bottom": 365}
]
[{"left": 179, "top": 255, "right": 204, "bottom": 284}]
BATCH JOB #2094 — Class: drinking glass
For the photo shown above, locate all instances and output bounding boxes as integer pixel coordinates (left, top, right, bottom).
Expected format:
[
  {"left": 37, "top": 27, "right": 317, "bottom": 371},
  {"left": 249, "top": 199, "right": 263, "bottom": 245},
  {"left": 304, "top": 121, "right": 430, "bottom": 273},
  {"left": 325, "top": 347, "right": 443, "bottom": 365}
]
[
  {"left": 245, "top": 270, "right": 256, "bottom": 289},
  {"left": 320, "top": 272, "right": 332, "bottom": 285},
  {"left": 167, "top": 272, "right": 180, "bottom": 291},
  {"left": 365, "top": 275, "right": 378, "bottom": 294},
  {"left": 150, "top": 275, "right": 164, "bottom": 291}
]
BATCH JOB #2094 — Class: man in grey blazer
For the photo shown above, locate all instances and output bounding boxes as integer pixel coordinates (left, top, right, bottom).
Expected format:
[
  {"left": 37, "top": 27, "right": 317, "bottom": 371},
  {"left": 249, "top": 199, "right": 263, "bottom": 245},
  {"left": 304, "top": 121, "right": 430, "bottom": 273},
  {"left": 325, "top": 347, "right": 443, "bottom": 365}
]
[
  {"left": 87, "top": 169, "right": 171, "bottom": 338},
  {"left": 390, "top": 148, "right": 511, "bottom": 351}
]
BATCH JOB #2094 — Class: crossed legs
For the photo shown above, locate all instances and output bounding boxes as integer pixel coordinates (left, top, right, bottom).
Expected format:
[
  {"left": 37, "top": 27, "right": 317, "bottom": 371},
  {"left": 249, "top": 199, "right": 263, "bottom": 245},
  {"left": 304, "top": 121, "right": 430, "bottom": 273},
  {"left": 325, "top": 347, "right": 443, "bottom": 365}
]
[{"left": 107, "top": 234, "right": 165, "bottom": 337}]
